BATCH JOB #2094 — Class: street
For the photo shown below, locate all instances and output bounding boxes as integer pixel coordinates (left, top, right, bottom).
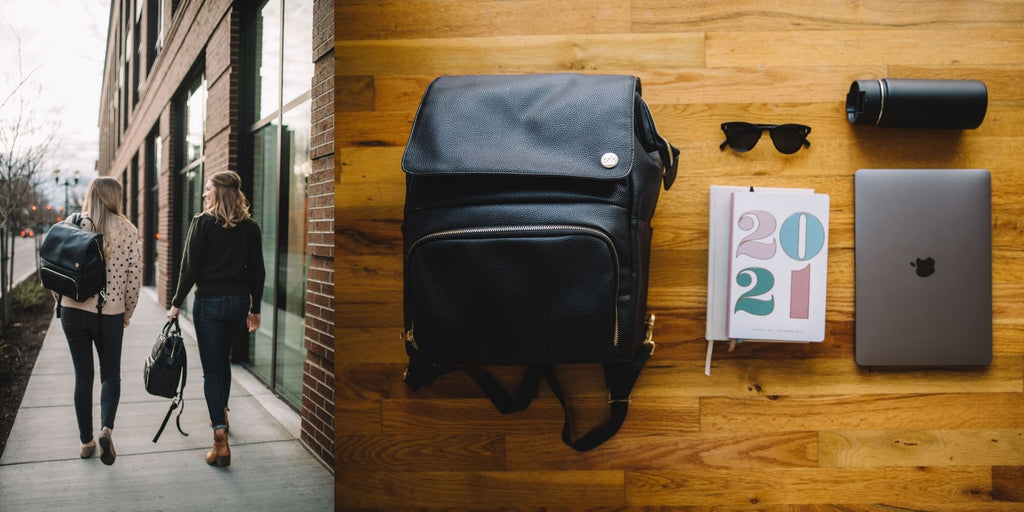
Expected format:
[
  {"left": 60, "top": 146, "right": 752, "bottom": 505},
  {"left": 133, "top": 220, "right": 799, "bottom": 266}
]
[{"left": 4, "top": 233, "right": 42, "bottom": 295}]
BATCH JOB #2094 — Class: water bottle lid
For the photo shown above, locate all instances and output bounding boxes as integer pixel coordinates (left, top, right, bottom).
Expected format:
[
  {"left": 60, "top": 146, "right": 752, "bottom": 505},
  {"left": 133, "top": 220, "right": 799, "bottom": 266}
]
[{"left": 846, "top": 79, "right": 885, "bottom": 125}]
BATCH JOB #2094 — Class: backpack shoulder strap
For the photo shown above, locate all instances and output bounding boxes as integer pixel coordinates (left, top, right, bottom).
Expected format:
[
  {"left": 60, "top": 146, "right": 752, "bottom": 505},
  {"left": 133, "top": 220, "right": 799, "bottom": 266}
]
[
  {"left": 404, "top": 342, "right": 654, "bottom": 452},
  {"left": 69, "top": 212, "right": 98, "bottom": 231}
]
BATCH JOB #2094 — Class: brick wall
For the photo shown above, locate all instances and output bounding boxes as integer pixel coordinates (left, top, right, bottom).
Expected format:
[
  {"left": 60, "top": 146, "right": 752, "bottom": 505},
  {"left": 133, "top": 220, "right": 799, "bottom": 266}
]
[
  {"left": 204, "top": 7, "right": 240, "bottom": 176},
  {"left": 303, "top": 0, "right": 336, "bottom": 470}
]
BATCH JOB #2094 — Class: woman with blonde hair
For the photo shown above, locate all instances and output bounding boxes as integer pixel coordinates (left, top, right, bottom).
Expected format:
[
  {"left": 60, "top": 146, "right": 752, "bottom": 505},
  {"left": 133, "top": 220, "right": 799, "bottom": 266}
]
[
  {"left": 168, "top": 170, "right": 265, "bottom": 467},
  {"left": 60, "top": 176, "right": 141, "bottom": 465}
]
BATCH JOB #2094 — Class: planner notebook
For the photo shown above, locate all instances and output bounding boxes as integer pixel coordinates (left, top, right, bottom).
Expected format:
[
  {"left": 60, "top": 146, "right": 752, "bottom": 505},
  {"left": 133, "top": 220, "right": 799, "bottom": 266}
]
[
  {"left": 726, "top": 189, "right": 830, "bottom": 342},
  {"left": 704, "top": 186, "right": 830, "bottom": 374}
]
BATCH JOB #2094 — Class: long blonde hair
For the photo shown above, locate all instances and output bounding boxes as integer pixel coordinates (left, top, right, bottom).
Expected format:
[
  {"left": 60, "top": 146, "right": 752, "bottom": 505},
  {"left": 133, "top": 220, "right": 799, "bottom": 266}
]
[
  {"left": 202, "top": 170, "right": 251, "bottom": 228},
  {"left": 82, "top": 177, "right": 126, "bottom": 256}
]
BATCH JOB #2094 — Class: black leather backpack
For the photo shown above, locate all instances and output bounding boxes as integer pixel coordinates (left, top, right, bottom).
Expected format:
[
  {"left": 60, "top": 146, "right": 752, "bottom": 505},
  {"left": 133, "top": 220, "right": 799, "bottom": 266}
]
[
  {"left": 40, "top": 213, "right": 106, "bottom": 304},
  {"left": 401, "top": 73, "right": 679, "bottom": 451}
]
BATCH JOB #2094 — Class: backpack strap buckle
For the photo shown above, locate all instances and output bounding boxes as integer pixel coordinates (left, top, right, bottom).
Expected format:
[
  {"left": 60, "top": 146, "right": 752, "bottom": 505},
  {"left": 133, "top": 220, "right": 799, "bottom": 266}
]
[
  {"left": 607, "top": 393, "right": 632, "bottom": 405},
  {"left": 643, "top": 314, "right": 656, "bottom": 355}
]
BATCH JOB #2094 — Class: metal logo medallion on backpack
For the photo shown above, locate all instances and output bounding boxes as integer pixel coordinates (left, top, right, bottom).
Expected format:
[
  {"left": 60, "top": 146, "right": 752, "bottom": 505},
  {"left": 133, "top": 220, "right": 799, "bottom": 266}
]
[{"left": 400, "top": 74, "right": 679, "bottom": 452}]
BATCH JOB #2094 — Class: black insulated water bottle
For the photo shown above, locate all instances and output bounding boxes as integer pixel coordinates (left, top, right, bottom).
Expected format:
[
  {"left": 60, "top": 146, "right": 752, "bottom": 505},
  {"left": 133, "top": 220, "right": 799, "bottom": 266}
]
[{"left": 846, "top": 78, "right": 987, "bottom": 129}]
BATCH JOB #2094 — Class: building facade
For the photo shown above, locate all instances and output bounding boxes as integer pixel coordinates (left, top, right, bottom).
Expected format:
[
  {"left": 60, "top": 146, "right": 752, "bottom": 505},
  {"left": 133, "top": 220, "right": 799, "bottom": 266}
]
[{"left": 97, "top": 0, "right": 335, "bottom": 467}]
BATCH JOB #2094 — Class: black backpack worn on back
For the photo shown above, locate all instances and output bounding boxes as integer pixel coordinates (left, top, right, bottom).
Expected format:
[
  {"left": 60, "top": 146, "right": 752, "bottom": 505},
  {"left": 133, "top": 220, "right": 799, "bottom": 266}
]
[
  {"left": 401, "top": 74, "right": 679, "bottom": 451},
  {"left": 40, "top": 213, "right": 106, "bottom": 317}
]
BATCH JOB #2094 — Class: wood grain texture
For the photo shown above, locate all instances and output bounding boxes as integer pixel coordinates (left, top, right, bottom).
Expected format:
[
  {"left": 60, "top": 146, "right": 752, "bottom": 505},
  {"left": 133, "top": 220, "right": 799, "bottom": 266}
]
[
  {"left": 819, "top": 429, "right": 1024, "bottom": 467},
  {"left": 626, "top": 467, "right": 992, "bottom": 506},
  {"left": 336, "top": 469, "right": 626, "bottom": 508},
  {"left": 334, "top": 0, "right": 1024, "bottom": 508}
]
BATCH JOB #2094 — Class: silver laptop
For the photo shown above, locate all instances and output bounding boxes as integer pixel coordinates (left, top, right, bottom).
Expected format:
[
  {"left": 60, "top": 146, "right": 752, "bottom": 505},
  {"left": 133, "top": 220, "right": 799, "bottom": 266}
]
[{"left": 855, "top": 169, "right": 992, "bottom": 366}]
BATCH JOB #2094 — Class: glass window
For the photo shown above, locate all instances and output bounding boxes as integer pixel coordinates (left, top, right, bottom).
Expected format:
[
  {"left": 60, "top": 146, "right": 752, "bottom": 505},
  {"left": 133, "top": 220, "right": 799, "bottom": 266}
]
[
  {"left": 251, "top": 121, "right": 279, "bottom": 376},
  {"left": 255, "top": 0, "right": 280, "bottom": 122},
  {"left": 245, "top": 0, "right": 312, "bottom": 408},
  {"left": 175, "top": 75, "right": 206, "bottom": 317},
  {"left": 121, "top": 169, "right": 129, "bottom": 214},
  {"left": 149, "top": 0, "right": 164, "bottom": 61},
  {"left": 129, "top": 155, "right": 138, "bottom": 221},
  {"left": 281, "top": 0, "right": 312, "bottom": 107},
  {"left": 145, "top": 128, "right": 161, "bottom": 287},
  {"left": 153, "top": 129, "right": 162, "bottom": 177},
  {"left": 275, "top": 99, "right": 310, "bottom": 405},
  {"left": 185, "top": 80, "right": 206, "bottom": 164},
  {"left": 134, "top": 18, "right": 141, "bottom": 105}
]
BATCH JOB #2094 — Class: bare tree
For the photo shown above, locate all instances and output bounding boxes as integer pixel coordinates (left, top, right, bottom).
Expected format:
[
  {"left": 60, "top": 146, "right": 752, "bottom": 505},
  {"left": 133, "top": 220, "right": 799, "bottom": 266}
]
[{"left": 0, "top": 25, "right": 59, "bottom": 332}]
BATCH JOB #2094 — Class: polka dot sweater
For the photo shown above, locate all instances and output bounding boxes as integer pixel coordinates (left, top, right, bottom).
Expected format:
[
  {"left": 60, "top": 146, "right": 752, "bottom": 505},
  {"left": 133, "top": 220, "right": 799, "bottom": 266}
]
[{"left": 60, "top": 214, "right": 142, "bottom": 320}]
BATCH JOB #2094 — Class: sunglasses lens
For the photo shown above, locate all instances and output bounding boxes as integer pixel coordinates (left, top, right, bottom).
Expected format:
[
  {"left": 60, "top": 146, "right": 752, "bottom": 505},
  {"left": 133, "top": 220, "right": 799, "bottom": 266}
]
[
  {"left": 770, "top": 126, "right": 808, "bottom": 154},
  {"left": 724, "top": 124, "right": 761, "bottom": 152}
]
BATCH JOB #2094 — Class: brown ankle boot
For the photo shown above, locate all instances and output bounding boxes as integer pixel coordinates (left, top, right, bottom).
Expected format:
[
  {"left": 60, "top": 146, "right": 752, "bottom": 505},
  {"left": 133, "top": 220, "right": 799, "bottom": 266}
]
[{"left": 205, "top": 428, "right": 230, "bottom": 467}]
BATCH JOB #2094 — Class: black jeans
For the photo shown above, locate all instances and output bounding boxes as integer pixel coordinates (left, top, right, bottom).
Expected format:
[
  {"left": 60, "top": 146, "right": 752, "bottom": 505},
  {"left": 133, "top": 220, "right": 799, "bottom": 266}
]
[
  {"left": 193, "top": 295, "right": 248, "bottom": 430},
  {"left": 60, "top": 307, "right": 125, "bottom": 444}
]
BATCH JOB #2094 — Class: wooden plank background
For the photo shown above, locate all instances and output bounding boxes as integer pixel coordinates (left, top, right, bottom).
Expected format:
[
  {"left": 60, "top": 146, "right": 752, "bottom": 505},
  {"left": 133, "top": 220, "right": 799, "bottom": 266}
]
[{"left": 335, "top": 1, "right": 1024, "bottom": 508}]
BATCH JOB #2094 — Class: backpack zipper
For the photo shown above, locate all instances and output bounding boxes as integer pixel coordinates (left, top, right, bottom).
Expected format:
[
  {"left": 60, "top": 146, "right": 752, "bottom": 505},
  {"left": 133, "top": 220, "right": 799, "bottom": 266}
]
[{"left": 406, "top": 224, "right": 621, "bottom": 347}]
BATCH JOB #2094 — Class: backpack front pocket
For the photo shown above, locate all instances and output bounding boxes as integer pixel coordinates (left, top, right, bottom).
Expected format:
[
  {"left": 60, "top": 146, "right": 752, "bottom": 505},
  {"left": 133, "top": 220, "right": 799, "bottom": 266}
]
[{"left": 405, "top": 225, "right": 620, "bottom": 364}]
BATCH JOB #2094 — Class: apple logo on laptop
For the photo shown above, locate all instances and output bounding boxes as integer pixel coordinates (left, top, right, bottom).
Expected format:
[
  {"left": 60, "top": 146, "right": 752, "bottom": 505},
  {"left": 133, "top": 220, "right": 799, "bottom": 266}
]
[{"left": 911, "top": 257, "right": 936, "bottom": 277}]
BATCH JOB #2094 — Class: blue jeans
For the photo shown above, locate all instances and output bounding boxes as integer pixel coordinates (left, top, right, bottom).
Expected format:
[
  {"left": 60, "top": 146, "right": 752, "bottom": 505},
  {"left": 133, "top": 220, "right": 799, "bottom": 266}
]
[
  {"left": 60, "top": 307, "right": 125, "bottom": 444},
  {"left": 193, "top": 295, "right": 249, "bottom": 430}
]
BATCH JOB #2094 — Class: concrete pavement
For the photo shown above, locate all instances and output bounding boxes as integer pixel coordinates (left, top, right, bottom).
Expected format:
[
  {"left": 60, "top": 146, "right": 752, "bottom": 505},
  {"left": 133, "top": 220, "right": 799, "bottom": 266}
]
[{"left": 0, "top": 288, "right": 333, "bottom": 511}]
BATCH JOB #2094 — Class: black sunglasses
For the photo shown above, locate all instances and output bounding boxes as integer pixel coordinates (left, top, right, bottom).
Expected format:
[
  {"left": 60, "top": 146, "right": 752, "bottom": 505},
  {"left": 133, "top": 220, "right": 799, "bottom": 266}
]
[{"left": 719, "top": 122, "right": 812, "bottom": 154}]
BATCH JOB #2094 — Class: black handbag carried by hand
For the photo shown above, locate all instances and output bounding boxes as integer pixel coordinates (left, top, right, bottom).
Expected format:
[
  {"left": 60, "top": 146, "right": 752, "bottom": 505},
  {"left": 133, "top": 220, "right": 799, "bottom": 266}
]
[
  {"left": 401, "top": 73, "right": 679, "bottom": 451},
  {"left": 144, "top": 318, "right": 189, "bottom": 442}
]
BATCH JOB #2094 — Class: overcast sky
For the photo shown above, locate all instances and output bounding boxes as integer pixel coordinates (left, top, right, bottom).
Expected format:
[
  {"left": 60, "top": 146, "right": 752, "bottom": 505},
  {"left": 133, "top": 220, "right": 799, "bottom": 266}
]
[{"left": 0, "top": 0, "right": 109, "bottom": 205}]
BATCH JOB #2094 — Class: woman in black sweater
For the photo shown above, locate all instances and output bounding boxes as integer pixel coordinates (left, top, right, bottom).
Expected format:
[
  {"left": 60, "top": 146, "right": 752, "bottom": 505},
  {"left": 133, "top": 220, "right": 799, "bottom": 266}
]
[{"left": 168, "top": 170, "right": 265, "bottom": 467}]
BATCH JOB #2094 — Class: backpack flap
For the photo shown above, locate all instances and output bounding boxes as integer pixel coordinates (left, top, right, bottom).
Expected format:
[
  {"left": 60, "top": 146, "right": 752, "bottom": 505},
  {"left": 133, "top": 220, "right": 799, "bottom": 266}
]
[
  {"left": 403, "top": 73, "right": 649, "bottom": 181},
  {"left": 42, "top": 223, "right": 101, "bottom": 271}
]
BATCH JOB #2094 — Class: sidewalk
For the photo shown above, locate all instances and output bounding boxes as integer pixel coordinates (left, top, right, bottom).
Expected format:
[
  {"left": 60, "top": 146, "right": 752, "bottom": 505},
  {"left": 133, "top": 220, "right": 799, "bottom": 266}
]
[{"left": 0, "top": 289, "right": 333, "bottom": 511}]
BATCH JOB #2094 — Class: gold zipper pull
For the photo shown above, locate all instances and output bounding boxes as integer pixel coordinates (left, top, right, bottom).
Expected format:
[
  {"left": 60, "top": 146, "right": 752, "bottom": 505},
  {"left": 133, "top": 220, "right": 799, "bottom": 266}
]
[{"left": 402, "top": 326, "right": 418, "bottom": 350}]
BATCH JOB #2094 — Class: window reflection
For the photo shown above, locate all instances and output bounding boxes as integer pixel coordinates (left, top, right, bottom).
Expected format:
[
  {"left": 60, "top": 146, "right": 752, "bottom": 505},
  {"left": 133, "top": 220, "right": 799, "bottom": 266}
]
[
  {"left": 256, "top": 0, "right": 281, "bottom": 122},
  {"left": 282, "top": 0, "right": 312, "bottom": 106},
  {"left": 176, "top": 75, "right": 206, "bottom": 318},
  {"left": 251, "top": 121, "right": 278, "bottom": 374},
  {"left": 185, "top": 80, "right": 205, "bottom": 164},
  {"left": 276, "top": 100, "right": 310, "bottom": 405},
  {"left": 246, "top": 0, "right": 312, "bottom": 408}
]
